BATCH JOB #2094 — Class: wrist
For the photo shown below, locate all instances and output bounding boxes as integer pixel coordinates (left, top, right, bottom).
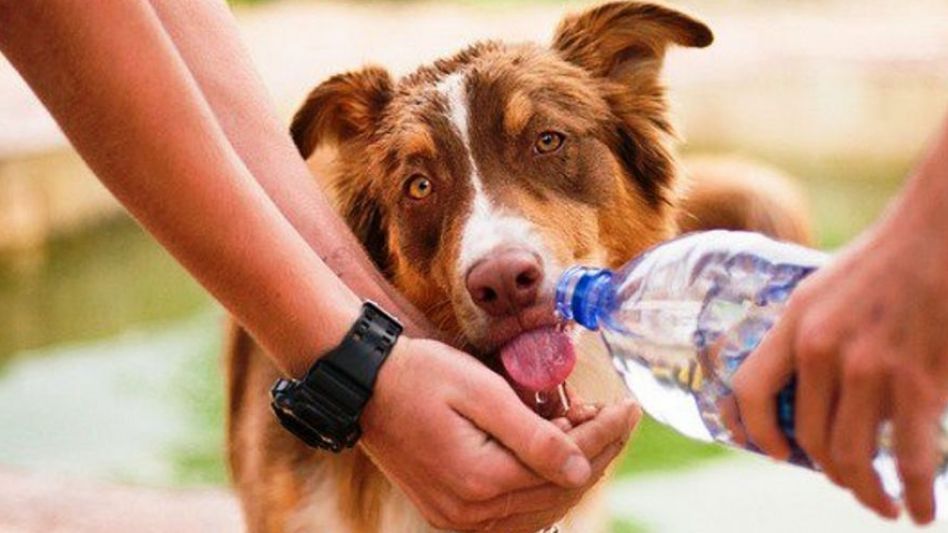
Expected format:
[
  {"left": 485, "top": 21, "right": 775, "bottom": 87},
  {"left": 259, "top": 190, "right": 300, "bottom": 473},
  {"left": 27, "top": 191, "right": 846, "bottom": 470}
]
[
  {"left": 886, "top": 188, "right": 948, "bottom": 236},
  {"left": 870, "top": 188, "right": 948, "bottom": 291},
  {"left": 878, "top": 186, "right": 948, "bottom": 256},
  {"left": 281, "top": 298, "right": 361, "bottom": 378},
  {"left": 270, "top": 301, "right": 404, "bottom": 452},
  {"left": 321, "top": 245, "right": 441, "bottom": 341},
  {"left": 360, "top": 335, "right": 414, "bottom": 439},
  {"left": 881, "top": 122, "right": 948, "bottom": 239}
]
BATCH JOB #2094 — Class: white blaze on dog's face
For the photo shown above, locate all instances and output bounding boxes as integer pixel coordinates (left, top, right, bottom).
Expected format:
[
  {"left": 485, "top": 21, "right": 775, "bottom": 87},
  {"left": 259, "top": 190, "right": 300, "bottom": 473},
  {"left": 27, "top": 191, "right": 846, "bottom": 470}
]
[
  {"left": 290, "top": 2, "right": 713, "bottom": 363},
  {"left": 436, "top": 70, "right": 588, "bottom": 348}
]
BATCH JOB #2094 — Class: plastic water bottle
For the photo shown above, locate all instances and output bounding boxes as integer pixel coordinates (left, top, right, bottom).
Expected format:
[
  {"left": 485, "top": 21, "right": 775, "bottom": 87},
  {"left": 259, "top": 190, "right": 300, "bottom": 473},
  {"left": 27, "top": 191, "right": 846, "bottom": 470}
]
[{"left": 555, "top": 230, "right": 948, "bottom": 512}]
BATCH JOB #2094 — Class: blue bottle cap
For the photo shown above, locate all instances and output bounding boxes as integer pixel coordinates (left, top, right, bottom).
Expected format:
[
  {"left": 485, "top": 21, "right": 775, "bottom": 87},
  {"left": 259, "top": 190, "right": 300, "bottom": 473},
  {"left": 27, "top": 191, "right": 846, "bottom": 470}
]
[{"left": 555, "top": 266, "right": 613, "bottom": 330}]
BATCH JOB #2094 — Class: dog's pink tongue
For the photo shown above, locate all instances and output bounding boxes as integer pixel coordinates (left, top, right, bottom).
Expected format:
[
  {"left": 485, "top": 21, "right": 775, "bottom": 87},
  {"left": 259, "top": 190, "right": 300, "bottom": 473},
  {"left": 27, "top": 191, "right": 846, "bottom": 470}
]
[{"left": 500, "top": 327, "right": 576, "bottom": 392}]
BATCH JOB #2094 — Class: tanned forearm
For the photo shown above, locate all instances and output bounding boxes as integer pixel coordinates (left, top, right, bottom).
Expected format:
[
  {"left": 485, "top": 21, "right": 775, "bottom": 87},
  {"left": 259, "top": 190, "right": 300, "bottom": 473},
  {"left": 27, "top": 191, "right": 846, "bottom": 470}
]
[
  {"left": 146, "top": 0, "right": 436, "bottom": 339},
  {"left": 0, "top": 1, "right": 358, "bottom": 376},
  {"left": 888, "top": 115, "right": 948, "bottom": 231}
]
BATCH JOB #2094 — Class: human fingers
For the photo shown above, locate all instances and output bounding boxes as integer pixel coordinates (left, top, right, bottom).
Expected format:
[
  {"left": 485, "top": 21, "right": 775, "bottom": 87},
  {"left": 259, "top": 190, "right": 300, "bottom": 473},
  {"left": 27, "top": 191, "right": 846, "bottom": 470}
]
[
  {"left": 565, "top": 382, "right": 583, "bottom": 405},
  {"left": 551, "top": 392, "right": 611, "bottom": 437},
  {"left": 829, "top": 348, "right": 899, "bottom": 520},
  {"left": 467, "top": 439, "right": 626, "bottom": 532},
  {"left": 892, "top": 368, "right": 939, "bottom": 525},
  {"left": 718, "top": 394, "right": 748, "bottom": 447},
  {"left": 568, "top": 399, "right": 639, "bottom": 459},
  {"left": 456, "top": 373, "right": 590, "bottom": 489},
  {"left": 488, "top": 442, "right": 625, "bottom": 532},
  {"left": 794, "top": 315, "right": 842, "bottom": 480},
  {"left": 566, "top": 401, "right": 602, "bottom": 427},
  {"left": 486, "top": 434, "right": 626, "bottom": 520},
  {"left": 732, "top": 311, "right": 798, "bottom": 460},
  {"left": 551, "top": 417, "right": 573, "bottom": 432}
]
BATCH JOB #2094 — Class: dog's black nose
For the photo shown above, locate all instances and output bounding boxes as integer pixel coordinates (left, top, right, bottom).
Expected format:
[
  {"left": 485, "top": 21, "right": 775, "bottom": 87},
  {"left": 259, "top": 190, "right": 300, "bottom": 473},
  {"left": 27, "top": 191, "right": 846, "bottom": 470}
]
[{"left": 466, "top": 249, "right": 543, "bottom": 317}]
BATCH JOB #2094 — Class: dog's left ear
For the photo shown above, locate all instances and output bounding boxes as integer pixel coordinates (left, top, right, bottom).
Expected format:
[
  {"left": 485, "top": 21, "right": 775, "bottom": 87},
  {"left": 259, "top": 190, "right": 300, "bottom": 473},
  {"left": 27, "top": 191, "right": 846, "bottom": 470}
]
[
  {"left": 553, "top": 2, "right": 712, "bottom": 207},
  {"left": 289, "top": 67, "right": 395, "bottom": 272},
  {"left": 290, "top": 66, "right": 394, "bottom": 158},
  {"left": 553, "top": 1, "right": 712, "bottom": 82}
]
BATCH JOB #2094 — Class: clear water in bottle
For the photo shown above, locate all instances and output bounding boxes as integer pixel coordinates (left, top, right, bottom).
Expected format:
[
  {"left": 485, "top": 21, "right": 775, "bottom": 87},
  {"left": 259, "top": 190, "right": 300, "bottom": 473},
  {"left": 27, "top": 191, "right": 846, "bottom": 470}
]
[{"left": 555, "top": 230, "right": 948, "bottom": 515}]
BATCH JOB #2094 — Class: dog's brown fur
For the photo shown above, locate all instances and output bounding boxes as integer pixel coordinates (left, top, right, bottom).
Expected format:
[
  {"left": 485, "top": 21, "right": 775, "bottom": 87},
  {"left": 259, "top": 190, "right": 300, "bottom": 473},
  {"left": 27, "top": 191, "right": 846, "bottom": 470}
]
[{"left": 227, "top": 3, "right": 812, "bottom": 532}]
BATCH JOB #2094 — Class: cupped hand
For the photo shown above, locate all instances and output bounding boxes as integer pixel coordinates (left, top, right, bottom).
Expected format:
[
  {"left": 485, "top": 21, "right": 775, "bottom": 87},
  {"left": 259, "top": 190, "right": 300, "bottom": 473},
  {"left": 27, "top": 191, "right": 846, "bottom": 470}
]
[
  {"left": 732, "top": 211, "right": 948, "bottom": 524},
  {"left": 360, "top": 336, "right": 639, "bottom": 532},
  {"left": 477, "top": 400, "right": 640, "bottom": 533}
]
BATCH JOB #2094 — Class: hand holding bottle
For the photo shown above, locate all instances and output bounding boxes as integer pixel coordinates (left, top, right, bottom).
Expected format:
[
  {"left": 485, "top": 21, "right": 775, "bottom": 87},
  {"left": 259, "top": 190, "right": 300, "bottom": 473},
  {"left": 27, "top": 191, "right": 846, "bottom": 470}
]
[
  {"left": 734, "top": 116, "right": 948, "bottom": 525},
  {"left": 557, "top": 226, "right": 948, "bottom": 524}
]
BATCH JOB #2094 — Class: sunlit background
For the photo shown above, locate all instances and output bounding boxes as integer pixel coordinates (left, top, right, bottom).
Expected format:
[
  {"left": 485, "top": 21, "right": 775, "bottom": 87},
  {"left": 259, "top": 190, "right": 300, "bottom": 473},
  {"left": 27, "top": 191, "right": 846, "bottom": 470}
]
[{"left": 1, "top": 0, "right": 946, "bottom": 531}]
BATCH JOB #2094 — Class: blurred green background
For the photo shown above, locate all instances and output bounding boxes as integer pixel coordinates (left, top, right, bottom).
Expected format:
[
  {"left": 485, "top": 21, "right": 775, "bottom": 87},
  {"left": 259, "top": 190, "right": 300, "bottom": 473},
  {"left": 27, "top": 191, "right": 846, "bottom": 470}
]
[{"left": 0, "top": 0, "right": 945, "bottom": 531}]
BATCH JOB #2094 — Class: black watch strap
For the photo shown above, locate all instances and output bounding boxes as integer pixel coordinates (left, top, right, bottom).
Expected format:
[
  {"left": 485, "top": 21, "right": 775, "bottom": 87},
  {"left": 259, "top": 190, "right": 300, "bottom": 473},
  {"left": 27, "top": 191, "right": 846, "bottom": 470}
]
[
  {"left": 270, "top": 301, "right": 402, "bottom": 452},
  {"left": 306, "top": 301, "right": 402, "bottom": 394}
]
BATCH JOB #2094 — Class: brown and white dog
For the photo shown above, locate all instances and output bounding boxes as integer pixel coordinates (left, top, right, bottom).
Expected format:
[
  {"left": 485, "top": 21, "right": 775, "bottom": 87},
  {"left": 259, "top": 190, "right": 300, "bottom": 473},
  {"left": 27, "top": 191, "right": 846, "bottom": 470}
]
[{"left": 226, "top": 2, "right": 811, "bottom": 532}]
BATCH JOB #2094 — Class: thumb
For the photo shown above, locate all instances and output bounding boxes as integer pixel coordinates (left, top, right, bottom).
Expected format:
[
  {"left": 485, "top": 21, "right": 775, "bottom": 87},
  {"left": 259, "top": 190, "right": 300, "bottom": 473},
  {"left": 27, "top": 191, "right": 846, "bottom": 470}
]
[
  {"left": 731, "top": 310, "right": 797, "bottom": 460},
  {"left": 461, "top": 374, "right": 591, "bottom": 488}
]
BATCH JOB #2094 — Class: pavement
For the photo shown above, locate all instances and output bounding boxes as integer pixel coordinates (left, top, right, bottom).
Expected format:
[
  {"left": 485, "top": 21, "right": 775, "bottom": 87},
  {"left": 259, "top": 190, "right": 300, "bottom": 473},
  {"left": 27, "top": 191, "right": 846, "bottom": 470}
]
[
  {"left": 609, "top": 455, "right": 942, "bottom": 533},
  {"left": 2, "top": 456, "right": 942, "bottom": 533},
  {"left": 0, "top": 468, "right": 243, "bottom": 533}
]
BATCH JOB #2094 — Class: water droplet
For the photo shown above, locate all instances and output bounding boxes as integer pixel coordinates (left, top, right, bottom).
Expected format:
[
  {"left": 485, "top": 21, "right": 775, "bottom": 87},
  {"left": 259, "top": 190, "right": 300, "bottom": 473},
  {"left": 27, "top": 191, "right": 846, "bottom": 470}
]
[{"left": 557, "top": 384, "right": 570, "bottom": 411}]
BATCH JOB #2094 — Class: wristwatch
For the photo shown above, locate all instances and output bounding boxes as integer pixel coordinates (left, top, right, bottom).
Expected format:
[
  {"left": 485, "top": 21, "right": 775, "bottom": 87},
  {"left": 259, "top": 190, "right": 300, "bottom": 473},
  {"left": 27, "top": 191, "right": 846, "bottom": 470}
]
[{"left": 269, "top": 301, "right": 403, "bottom": 452}]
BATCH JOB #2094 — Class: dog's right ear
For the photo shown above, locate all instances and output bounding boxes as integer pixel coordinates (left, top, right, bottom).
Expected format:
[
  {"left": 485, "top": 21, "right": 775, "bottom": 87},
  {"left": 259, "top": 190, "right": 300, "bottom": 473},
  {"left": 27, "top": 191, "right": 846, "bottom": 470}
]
[
  {"left": 553, "top": 2, "right": 712, "bottom": 82},
  {"left": 290, "top": 66, "right": 394, "bottom": 157}
]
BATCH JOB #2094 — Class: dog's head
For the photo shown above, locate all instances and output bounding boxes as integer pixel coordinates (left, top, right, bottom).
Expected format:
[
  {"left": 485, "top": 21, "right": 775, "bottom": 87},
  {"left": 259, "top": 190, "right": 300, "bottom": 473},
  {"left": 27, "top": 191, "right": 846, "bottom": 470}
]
[{"left": 292, "top": 1, "right": 711, "bottom": 405}]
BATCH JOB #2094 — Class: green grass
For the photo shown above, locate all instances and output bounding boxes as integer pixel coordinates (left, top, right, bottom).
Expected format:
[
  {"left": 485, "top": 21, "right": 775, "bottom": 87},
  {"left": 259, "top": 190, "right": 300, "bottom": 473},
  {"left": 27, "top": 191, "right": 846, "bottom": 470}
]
[
  {"left": 0, "top": 218, "right": 209, "bottom": 365},
  {"left": 612, "top": 516, "right": 650, "bottom": 533},
  {"left": 167, "top": 337, "right": 229, "bottom": 487},
  {"left": 617, "top": 416, "right": 731, "bottom": 478}
]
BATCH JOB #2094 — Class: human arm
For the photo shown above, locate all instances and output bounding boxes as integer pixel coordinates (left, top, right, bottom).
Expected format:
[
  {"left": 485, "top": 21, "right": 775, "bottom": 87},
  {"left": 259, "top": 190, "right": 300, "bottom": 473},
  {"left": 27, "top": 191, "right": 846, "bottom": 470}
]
[
  {"left": 142, "top": 2, "right": 643, "bottom": 528},
  {"left": 0, "top": 2, "right": 634, "bottom": 530},
  {"left": 732, "top": 114, "right": 948, "bottom": 524},
  {"left": 144, "top": 0, "right": 434, "bottom": 339},
  {"left": 0, "top": 0, "right": 359, "bottom": 375},
  {"left": 141, "top": 1, "right": 638, "bottom": 528}
]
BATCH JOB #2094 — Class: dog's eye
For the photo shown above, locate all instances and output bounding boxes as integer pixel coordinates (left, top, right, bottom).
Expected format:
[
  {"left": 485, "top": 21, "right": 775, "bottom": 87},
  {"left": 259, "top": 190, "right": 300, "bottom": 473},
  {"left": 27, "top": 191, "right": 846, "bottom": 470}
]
[
  {"left": 405, "top": 175, "right": 434, "bottom": 200},
  {"left": 534, "top": 131, "right": 565, "bottom": 155}
]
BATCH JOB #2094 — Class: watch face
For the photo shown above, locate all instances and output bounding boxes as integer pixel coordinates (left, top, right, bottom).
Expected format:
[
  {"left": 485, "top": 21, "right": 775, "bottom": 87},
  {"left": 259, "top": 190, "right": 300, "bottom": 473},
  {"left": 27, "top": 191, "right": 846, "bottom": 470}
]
[{"left": 273, "top": 405, "right": 340, "bottom": 451}]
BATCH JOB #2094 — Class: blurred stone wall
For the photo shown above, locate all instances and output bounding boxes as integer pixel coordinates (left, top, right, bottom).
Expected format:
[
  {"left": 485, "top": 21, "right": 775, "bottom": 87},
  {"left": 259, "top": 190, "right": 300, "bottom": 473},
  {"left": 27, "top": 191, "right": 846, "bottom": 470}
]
[
  {"left": 0, "top": 0, "right": 945, "bottom": 254},
  {"left": 0, "top": 152, "right": 119, "bottom": 253}
]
